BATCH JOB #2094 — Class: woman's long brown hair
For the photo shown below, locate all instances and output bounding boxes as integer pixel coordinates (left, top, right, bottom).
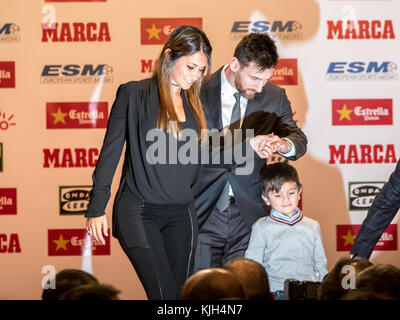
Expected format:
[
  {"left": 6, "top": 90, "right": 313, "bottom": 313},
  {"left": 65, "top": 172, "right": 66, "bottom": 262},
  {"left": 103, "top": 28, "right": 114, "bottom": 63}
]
[{"left": 154, "top": 25, "right": 212, "bottom": 139}]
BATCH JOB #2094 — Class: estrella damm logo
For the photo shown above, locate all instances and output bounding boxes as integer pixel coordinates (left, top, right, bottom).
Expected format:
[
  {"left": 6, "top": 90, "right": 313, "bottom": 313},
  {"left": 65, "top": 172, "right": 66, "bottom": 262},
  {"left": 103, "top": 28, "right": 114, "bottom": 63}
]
[
  {"left": 0, "top": 61, "right": 15, "bottom": 88},
  {"left": 48, "top": 229, "right": 110, "bottom": 256},
  {"left": 230, "top": 20, "right": 302, "bottom": 41},
  {"left": 0, "top": 143, "right": 3, "bottom": 172},
  {"left": 332, "top": 99, "right": 392, "bottom": 125},
  {"left": 326, "top": 61, "right": 398, "bottom": 81},
  {"left": 269, "top": 59, "right": 298, "bottom": 86},
  {"left": 59, "top": 186, "right": 91, "bottom": 215},
  {"left": 40, "top": 64, "right": 113, "bottom": 84},
  {"left": 140, "top": 18, "right": 202, "bottom": 45},
  {"left": 0, "top": 188, "right": 17, "bottom": 215},
  {"left": 0, "top": 23, "right": 20, "bottom": 42},
  {"left": 46, "top": 102, "right": 108, "bottom": 129}
]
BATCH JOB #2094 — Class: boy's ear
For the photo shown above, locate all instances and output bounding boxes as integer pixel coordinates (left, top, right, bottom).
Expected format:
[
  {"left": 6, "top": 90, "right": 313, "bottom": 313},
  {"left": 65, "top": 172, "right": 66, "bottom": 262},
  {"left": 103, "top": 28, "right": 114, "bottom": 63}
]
[{"left": 262, "top": 194, "right": 270, "bottom": 205}]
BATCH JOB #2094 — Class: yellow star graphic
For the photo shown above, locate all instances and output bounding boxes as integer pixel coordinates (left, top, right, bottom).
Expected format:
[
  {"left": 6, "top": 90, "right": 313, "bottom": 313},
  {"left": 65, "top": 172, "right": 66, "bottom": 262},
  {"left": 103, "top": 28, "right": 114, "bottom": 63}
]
[
  {"left": 53, "top": 234, "right": 70, "bottom": 251},
  {"left": 341, "top": 230, "right": 356, "bottom": 247},
  {"left": 146, "top": 24, "right": 162, "bottom": 40},
  {"left": 51, "top": 107, "right": 68, "bottom": 125},
  {"left": 337, "top": 104, "right": 353, "bottom": 121}
]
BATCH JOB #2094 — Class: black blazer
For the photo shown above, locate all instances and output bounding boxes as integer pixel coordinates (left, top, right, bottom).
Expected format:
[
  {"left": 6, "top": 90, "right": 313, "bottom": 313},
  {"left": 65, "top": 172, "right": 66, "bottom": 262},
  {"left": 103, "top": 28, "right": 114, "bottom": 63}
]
[{"left": 194, "top": 67, "right": 308, "bottom": 230}]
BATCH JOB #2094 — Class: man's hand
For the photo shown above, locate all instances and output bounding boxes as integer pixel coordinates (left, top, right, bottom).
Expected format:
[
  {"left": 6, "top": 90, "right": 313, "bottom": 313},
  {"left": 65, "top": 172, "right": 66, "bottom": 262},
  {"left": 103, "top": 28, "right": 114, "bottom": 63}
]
[{"left": 250, "top": 133, "right": 291, "bottom": 158}]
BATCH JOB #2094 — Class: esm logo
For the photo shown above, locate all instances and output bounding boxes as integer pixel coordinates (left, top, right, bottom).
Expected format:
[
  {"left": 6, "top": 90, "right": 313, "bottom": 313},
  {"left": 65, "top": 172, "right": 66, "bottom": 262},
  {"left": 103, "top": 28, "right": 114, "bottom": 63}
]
[
  {"left": 326, "top": 61, "right": 398, "bottom": 81},
  {"left": 40, "top": 64, "right": 113, "bottom": 84},
  {"left": 230, "top": 20, "right": 302, "bottom": 40}
]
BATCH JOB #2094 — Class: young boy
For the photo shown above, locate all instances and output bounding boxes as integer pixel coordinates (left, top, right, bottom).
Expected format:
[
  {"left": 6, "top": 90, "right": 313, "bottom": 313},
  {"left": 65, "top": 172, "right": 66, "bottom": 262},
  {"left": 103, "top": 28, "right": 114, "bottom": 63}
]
[{"left": 245, "top": 162, "right": 327, "bottom": 300}]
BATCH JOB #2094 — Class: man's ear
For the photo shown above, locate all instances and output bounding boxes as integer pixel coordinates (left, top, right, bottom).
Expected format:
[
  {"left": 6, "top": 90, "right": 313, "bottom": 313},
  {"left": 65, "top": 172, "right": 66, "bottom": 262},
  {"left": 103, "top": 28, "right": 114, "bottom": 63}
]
[
  {"left": 164, "top": 48, "right": 171, "bottom": 56},
  {"left": 262, "top": 194, "right": 271, "bottom": 206},
  {"left": 229, "top": 57, "right": 241, "bottom": 72}
]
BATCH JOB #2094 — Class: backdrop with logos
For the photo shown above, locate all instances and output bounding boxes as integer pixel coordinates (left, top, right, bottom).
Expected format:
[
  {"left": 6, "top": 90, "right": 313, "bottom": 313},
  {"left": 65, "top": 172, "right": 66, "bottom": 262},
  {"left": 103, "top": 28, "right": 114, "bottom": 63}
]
[{"left": 1, "top": 0, "right": 399, "bottom": 299}]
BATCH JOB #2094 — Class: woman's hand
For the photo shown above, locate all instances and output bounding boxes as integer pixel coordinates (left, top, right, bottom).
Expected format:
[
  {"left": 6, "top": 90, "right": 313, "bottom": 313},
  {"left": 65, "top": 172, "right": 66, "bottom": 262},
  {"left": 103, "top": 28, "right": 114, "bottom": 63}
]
[{"left": 86, "top": 215, "right": 109, "bottom": 245}]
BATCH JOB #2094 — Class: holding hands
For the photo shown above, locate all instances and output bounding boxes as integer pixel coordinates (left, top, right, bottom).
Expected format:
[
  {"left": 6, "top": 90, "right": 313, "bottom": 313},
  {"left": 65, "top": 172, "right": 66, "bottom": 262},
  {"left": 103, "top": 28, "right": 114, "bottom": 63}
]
[{"left": 250, "top": 133, "right": 291, "bottom": 159}]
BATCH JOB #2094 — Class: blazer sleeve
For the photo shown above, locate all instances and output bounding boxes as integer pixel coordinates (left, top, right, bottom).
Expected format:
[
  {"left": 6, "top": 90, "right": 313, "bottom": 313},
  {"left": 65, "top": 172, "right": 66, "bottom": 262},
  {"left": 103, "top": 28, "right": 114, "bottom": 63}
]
[
  {"left": 275, "top": 88, "right": 308, "bottom": 161},
  {"left": 85, "top": 84, "right": 129, "bottom": 218}
]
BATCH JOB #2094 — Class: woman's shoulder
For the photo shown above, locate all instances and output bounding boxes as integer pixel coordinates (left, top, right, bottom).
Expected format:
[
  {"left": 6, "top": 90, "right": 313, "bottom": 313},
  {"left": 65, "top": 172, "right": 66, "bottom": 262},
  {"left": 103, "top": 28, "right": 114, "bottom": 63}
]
[{"left": 119, "top": 77, "right": 157, "bottom": 94}]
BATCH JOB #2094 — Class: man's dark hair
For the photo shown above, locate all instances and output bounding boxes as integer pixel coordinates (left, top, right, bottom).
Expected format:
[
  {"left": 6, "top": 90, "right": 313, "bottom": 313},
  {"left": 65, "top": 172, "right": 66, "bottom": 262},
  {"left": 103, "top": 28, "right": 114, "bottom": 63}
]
[
  {"left": 259, "top": 162, "right": 301, "bottom": 196},
  {"left": 317, "top": 256, "right": 373, "bottom": 300},
  {"left": 41, "top": 269, "right": 99, "bottom": 300},
  {"left": 354, "top": 264, "right": 400, "bottom": 299},
  {"left": 234, "top": 33, "right": 279, "bottom": 70},
  {"left": 224, "top": 257, "right": 273, "bottom": 300},
  {"left": 59, "top": 284, "right": 120, "bottom": 300}
]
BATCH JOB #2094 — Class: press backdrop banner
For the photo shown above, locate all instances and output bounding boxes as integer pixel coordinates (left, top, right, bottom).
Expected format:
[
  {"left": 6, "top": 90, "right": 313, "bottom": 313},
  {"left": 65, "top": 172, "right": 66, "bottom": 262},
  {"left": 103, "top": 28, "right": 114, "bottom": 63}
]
[{"left": 1, "top": 0, "right": 399, "bottom": 299}]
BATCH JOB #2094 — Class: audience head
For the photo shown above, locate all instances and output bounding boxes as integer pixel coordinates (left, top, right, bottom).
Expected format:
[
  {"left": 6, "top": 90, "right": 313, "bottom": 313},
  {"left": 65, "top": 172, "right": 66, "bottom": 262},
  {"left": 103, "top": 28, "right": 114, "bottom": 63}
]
[
  {"left": 353, "top": 264, "right": 400, "bottom": 299},
  {"left": 181, "top": 268, "right": 246, "bottom": 300},
  {"left": 59, "top": 283, "right": 121, "bottom": 300},
  {"left": 317, "top": 256, "right": 373, "bottom": 300},
  {"left": 41, "top": 268, "right": 99, "bottom": 300},
  {"left": 224, "top": 257, "right": 273, "bottom": 300}
]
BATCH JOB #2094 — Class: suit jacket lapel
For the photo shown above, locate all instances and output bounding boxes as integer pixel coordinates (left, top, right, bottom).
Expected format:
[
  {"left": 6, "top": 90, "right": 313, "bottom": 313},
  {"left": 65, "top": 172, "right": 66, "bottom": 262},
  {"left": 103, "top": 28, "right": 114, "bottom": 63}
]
[{"left": 206, "top": 67, "right": 223, "bottom": 130}]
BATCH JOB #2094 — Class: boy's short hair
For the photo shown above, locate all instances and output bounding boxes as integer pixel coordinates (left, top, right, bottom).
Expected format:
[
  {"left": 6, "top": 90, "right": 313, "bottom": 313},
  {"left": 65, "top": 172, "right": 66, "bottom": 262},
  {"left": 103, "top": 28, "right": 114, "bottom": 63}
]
[
  {"left": 234, "top": 33, "right": 279, "bottom": 70},
  {"left": 259, "top": 162, "right": 301, "bottom": 196}
]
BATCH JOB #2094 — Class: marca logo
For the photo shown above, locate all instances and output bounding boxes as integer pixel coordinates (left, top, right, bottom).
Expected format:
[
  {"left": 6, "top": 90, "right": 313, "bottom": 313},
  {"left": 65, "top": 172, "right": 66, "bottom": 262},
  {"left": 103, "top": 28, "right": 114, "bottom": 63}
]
[
  {"left": 46, "top": 102, "right": 108, "bottom": 129},
  {"left": 0, "top": 111, "right": 16, "bottom": 131},
  {"left": 48, "top": 229, "right": 110, "bottom": 256},
  {"left": 329, "top": 144, "right": 397, "bottom": 164},
  {"left": 0, "top": 23, "right": 20, "bottom": 42},
  {"left": 327, "top": 20, "right": 395, "bottom": 39},
  {"left": 43, "top": 148, "right": 99, "bottom": 168},
  {"left": 0, "top": 234, "right": 21, "bottom": 253},
  {"left": 269, "top": 59, "right": 298, "bottom": 85},
  {"left": 332, "top": 99, "right": 392, "bottom": 125},
  {"left": 141, "top": 18, "right": 202, "bottom": 45},
  {"left": 326, "top": 61, "right": 398, "bottom": 81},
  {"left": 230, "top": 20, "right": 302, "bottom": 41},
  {"left": 337, "top": 224, "right": 397, "bottom": 251},
  {"left": 59, "top": 186, "right": 90, "bottom": 215},
  {"left": 0, "top": 61, "right": 15, "bottom": 88},
  {"left": 41, "top": 22, "right": 111, "bottom": 42},
  {"left": 0, "top": 188, "right": 17, "bottom": 215},
  {"left": 40, "top": 64, "right": 113, "bottom": 84},
  {"left": 0, "top": 143, "right": 3, "bottom": 172},
  {"left": 140, "top": 59, "right": 158, "bottom": 74},
  {"left": 348, "top": 182, "right": 384, "bottom": 211}
]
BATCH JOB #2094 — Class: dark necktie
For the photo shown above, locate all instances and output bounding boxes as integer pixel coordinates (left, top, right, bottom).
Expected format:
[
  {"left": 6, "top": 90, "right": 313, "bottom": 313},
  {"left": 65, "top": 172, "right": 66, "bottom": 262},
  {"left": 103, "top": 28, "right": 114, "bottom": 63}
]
[{"left": 215, "top": 92, "right": 241, "bottom": 212}]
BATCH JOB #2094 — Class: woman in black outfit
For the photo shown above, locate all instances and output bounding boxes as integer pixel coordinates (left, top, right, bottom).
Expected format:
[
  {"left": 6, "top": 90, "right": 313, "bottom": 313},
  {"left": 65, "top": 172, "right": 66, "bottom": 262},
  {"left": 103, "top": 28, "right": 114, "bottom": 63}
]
[{"left": 85, "top": 25, "right": 212, "bottom": 300}]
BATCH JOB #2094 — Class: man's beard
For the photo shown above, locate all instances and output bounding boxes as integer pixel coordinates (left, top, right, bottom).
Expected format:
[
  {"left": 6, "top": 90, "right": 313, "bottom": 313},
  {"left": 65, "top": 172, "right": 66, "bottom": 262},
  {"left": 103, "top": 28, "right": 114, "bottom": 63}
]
[{"left": 234, "top": 78, "right": 256, "bottom": 100}]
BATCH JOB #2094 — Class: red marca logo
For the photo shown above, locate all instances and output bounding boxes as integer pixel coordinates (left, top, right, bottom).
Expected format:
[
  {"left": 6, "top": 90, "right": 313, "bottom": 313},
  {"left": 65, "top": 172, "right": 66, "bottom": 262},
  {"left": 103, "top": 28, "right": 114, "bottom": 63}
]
[
  {"left": 270, "top": 59, "right": 297, "bottom": 85},
  {"left": 48, "top": 229, "right": 110, "bottom": 256},
  {"left": 329, "top": 144, "right": 397, "bottom": 164},
  {"left": 41, "top": 22, "right": 111, "bottom": 42},
  {"left": 332, "top": 99, "right": 392, "bottom": 125},
  {"left": 46, "top": 102, "right": 108, "bottom": 129},
  {"left": 43, "top": 148, "right": 99, "bottom": 168},
  {"left": 337, "top": 224, "right": 397, "bottom": 251},
  {"left": 45, "top": 0, "right": 106, "bottom": 2},
  {"left": 0, "top": 61, "right": 15, "bottom": 88},
  {"left": 327, "top": 20, "right": 395, "bottom": 39},
  {"left": 141, "top": 18, "right": 202, "bottom": 45},
  {"left": 0, "top": 188, "right": 17, "bottom": 215},
  {"left": 0, "top": 234, "right": 21, "bottom": 253}
]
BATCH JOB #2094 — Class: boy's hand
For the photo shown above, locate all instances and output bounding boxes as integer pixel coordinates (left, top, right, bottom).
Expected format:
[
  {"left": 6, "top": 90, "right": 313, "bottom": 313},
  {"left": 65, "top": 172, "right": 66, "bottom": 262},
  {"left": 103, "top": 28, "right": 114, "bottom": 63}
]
[{"left": 250, "top": 134, "right": 291, "bottom": 158}]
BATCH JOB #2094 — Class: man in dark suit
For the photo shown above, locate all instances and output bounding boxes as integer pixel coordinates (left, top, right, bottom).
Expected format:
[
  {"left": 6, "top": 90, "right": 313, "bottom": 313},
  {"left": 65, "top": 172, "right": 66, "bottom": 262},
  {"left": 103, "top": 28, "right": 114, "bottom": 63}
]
[
  {"left": 193, "top": 33, "right": 308, "bottom": 272},
  {"left": 351, "top": 158, "right": 400, "bottom": 259}
]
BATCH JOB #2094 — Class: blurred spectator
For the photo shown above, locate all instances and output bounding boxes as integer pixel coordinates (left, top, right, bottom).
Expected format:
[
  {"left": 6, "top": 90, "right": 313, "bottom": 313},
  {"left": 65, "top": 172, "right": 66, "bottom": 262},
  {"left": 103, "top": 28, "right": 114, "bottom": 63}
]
[
  {"left": 42, "top": 269, "right": 99, "bottom": 300},
  {"left": 224, "top": 257, "right": 274, "bottom": 300},
  {"left": 60, "top": 283, "right": 121, "bottom": 300},
  {"left": 181, "top": 268, "right": 246, "bottom": 300},
  {"left": 317, "top": 256, "right": 372, "bottom": 300},
  {"left": 352, "top": 264, "right": 400, "bottom": 299}
]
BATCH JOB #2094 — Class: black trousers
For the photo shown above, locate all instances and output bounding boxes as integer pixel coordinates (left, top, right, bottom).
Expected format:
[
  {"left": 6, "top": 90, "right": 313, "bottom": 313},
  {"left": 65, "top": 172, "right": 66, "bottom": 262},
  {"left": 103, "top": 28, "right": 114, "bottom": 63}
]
[
  {"left": 193, "top": 201, "right": 250, "bottom": 274},
  {"left": 115, "top": 190, "right": 198, "bottom": 300}
]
